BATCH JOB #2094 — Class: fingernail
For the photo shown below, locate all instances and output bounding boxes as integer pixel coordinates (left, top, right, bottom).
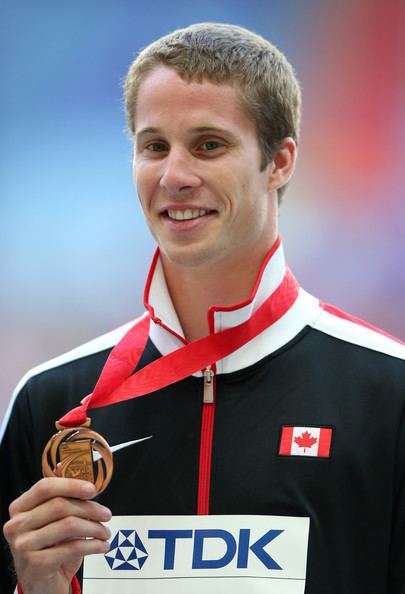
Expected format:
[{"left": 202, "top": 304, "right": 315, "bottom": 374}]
[
  {"left": 101, "top": 506, "right": 112, "bottom": 520},
  {"left": 81, "top": 482, "right": 96, "bottom": 496}
]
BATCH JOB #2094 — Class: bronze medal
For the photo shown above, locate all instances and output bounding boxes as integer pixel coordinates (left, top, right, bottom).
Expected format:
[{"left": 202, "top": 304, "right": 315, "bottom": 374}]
[{"left": 42, "top": 420, "right": 113, "bottom": 494}]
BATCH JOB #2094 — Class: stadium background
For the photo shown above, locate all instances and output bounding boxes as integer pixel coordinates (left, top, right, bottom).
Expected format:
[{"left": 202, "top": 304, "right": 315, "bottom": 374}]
[{"left": 1, "top": 0, "right": 404, "bottom": 421}]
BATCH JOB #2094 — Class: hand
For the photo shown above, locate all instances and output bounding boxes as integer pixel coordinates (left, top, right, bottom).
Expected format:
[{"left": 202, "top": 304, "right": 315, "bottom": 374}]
[{"left": 3, "top": 477, "right": 112, "bottom": 594}]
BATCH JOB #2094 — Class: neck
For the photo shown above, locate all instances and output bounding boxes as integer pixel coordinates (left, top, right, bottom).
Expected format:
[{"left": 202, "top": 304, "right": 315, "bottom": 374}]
[{"left": 161, "top": 237, "right": 278, "bottom": 342}]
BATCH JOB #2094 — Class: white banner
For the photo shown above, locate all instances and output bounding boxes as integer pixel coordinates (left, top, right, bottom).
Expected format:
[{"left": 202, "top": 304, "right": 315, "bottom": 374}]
[{"left": 83, "top": 514, "right": 309, "bottom": 594}]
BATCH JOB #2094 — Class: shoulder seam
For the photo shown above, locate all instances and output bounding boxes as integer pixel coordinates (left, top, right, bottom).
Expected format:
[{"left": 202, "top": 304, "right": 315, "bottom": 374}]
[
  {"left": 18, "top": 318, "right": 139, "bottom": 384},
  {"left": 0, "top": 317, "right": 142, "bottom": 444},
  {"left": 312, "top": 308, "right": 405, "bottom": 361}
]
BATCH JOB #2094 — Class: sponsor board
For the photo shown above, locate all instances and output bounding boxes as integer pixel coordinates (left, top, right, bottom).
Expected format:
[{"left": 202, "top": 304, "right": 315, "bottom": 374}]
[{"left": 83, "top": 514, "right": 309, "bottom": 593}]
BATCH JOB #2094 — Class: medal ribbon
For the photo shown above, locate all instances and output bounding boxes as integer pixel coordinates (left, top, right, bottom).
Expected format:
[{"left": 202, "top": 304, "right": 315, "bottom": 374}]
[{"left": 58, "top": 268, "right": 299, "bottom": 427}]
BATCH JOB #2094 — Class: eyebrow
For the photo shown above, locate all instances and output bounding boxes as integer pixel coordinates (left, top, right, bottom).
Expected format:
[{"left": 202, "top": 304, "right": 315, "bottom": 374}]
[
  {"left": 136, "top": 127, "right": 160, "bottom": 137},
  {"left": 135, "top": 125, "right": 231, "bottom": 138}
]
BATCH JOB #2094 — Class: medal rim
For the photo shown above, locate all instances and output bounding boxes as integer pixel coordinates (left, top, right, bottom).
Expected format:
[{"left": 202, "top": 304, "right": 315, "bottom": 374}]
[{"left": 42, "top": 425, "right": 114, "bottom": 494}]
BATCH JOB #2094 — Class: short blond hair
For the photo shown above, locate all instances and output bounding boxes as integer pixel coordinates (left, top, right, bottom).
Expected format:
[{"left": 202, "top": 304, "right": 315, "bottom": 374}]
[{"left": 124, "top": 23, "right": 301, "bottom": 201}]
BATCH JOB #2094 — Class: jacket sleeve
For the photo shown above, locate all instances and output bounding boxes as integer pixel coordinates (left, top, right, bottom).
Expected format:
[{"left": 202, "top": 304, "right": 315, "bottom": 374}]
[
  {"left": 388, "top": 402, "right": 405, "bottom": 593},
  {"left": 1, "top": 382, "right": 38, "bottom": 594},
  {"left": 1, "top": 380, "right": 85, "bottom": 594}
]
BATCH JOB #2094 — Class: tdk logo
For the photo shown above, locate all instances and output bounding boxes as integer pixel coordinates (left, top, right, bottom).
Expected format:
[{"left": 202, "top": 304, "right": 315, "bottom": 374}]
[
  {"left": 105, "top": 530, "right": 148, "bottom": 570},
  {"left": 105, "top": 528, "right": 283, "bottom": 571}
]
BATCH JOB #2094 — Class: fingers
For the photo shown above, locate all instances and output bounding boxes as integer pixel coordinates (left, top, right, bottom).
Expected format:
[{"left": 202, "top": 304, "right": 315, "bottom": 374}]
[
  {"left": 15, "top": 536, "right": 110, "bottom": 579},
  {"left": 6, "top": 503, "right": 111, "bottom": 549},
  {"left": 11, "top": 515, "right": 111, "bottom": 552},
  {"left": 9, "top": 495, "right": 111, "bottom": 535},
  {"left": 3, "top": 477, "right": 112, "bottom": 594},
  {"left": 5, "top": 478, "right": 112, "bottom": 549},
  {"left": 9, "top": 477, "right": 97, "bottom": 516}
]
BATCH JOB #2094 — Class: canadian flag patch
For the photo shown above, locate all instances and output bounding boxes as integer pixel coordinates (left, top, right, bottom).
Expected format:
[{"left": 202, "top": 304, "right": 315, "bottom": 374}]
[{"left": 279, "top": 426, "right": 333, "bottom": 458}]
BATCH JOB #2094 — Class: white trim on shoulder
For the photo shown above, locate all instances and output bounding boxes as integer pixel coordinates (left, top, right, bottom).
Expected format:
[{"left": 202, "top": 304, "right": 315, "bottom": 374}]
[
  {"left": 0, "top": 317, "right": 144, "bottom": 444},
  {"left": 312, "top": 309, "right": 405, "bottom": 360}
]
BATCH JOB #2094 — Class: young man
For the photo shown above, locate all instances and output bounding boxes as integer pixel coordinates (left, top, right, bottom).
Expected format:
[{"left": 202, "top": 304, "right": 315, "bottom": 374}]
[{"left": 1, "top": 23, "right": 405, "bottom": 594}]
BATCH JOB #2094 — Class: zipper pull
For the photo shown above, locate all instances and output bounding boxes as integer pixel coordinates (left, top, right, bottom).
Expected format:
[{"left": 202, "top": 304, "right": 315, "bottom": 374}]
[{"left": 203, "top": 366, "right": 215, "bottom": 404}]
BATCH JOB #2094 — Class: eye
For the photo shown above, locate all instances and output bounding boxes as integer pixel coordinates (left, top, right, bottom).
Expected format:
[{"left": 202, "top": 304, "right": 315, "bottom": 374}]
[
  {"left": 145, "top": 142, "right": 168, "bottom": 152},
  {"left": 200, "top": 140, "right": 222, "bottom": 151}
]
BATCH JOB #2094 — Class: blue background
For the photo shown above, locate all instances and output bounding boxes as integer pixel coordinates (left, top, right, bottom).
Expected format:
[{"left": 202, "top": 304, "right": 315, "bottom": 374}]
[{"left": 1, "top": 0, "right": 404, "bottom": 419}]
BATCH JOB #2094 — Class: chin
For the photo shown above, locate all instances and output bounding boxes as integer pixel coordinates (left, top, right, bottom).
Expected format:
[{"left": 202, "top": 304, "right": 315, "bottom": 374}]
[{"left": 162, "top": 245, "right": 225, "bottom": 270}]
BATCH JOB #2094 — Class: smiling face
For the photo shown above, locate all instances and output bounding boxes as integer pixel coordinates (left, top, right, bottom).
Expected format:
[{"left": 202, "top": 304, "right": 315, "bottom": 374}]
[{"left": 133, "top": 65, "right": 280, "bottom": 274}]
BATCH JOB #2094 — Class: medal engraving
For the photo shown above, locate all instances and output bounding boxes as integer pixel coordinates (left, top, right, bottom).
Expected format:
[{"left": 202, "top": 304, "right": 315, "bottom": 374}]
[
  {"left": 59, "top": 441, "right": 95, "bottom": 482},
  {"left": 42, "top": 424, "right": 113, "bottom": 494}
]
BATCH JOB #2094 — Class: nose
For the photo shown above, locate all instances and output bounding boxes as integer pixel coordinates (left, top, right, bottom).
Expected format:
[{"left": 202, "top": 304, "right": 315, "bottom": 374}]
[{"left": 159, "top": 149, "right": 202, "bottom": 194}]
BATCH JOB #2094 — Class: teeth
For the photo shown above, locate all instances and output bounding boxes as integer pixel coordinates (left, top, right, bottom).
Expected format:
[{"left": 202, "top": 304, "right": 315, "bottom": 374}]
[{"left": 168, "top": 209, "right": 208, "bottom": 221}]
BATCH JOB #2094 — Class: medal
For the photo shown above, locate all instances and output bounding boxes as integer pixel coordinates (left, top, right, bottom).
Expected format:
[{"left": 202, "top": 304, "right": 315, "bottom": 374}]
[{"left": 42, "top": 419, "right": 113, "bottom": 494}]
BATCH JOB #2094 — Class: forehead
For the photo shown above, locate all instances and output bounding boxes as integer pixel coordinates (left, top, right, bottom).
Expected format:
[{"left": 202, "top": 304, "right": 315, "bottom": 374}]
[{"left": 134, "top": 65, "right": 255, "bottom": 135}]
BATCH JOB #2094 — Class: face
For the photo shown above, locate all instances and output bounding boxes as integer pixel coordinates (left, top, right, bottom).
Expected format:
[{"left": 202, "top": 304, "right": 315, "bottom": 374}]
[{"left": 133, "top": 65, "right": 279, "bottom": 273}]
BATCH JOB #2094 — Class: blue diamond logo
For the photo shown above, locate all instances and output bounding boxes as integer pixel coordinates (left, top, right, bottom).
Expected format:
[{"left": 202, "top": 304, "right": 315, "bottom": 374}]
[{"left": 105, "top": 530, "right": 148, "bottom": 570}]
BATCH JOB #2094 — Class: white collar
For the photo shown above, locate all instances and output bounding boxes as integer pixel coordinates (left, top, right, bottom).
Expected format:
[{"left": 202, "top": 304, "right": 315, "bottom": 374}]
[{"left": 143, "top": 238, "right": 321, "bottom": 375}]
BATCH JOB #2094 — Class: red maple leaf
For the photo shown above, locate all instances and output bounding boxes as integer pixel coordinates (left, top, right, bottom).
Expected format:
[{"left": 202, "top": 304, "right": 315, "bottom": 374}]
[{"left": 294, "top": 430, "right": 318, "bottom": 452}]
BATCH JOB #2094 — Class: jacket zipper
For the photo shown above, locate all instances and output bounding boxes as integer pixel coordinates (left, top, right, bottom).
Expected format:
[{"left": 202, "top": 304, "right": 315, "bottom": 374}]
[
  {"left": 203, "top": 366, "right": 215, "bottom": 403},
  {"left": 197, "top": 363, "right": 216, "bottom": 515}
]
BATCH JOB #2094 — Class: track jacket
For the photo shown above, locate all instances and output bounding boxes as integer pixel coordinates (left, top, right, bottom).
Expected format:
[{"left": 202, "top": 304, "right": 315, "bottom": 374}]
[{"left": 1, "top": 237, "right": 405, "bottom": 594}]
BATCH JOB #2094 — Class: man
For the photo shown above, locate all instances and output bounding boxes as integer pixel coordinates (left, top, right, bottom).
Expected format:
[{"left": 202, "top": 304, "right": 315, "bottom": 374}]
[{"left": 1, "top": 22, "right": 405, "bottom": 594}]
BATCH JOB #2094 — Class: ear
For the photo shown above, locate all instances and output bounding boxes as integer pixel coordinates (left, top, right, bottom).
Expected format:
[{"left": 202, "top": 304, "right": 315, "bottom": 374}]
[{"left": 267, "top": 137, "right": 297, "bottom": 191}]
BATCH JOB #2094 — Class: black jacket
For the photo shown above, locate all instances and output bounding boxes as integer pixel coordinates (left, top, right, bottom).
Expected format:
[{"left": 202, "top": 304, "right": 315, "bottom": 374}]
[{"left": 2, "top": 242, "right": 405, "bottom": 593}]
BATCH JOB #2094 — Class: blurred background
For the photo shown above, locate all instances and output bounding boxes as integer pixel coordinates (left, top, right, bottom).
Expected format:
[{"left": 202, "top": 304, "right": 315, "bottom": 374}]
[{"left": 1, "top": 0, "right": 404, "bottom": 421}]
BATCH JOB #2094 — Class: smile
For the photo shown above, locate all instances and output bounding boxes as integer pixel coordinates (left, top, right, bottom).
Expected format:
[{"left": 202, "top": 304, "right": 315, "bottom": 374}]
[{"left": 167, "top": 209, "right": 211, "bottom": 221}]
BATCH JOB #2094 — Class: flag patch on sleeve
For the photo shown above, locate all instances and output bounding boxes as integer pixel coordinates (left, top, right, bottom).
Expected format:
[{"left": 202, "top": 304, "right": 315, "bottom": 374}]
[{"left": 279, "top": 426, "right": 333, "bottom": 458}]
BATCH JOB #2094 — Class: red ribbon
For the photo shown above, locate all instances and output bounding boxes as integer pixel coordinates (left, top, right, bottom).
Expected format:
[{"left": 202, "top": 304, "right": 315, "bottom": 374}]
[{"left": 58, "top": 268, "right": 299, "bottom": 427}]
